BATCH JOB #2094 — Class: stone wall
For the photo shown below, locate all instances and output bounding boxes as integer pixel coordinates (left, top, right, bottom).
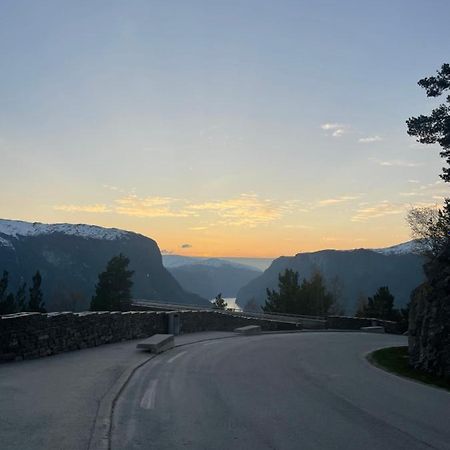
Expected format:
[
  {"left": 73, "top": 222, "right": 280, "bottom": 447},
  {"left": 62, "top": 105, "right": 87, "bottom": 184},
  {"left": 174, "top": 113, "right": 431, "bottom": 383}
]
[
  {"left": 178, "top": 310, "right": 300, "bottom": 333},
  {"left": 326, "top": 316, "right": 399, "bottom": 334},
  {"left": 0, "top": 311, "right": 167, "bottom": 362},
  {"left": 0, "top": 310, "right": 299, "bottom": 362}
]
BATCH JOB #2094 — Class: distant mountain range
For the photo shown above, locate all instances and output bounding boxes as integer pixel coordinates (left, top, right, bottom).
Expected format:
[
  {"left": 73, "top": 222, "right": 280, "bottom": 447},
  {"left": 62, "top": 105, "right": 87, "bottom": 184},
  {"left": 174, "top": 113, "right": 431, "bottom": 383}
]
[
  {"left": 0, "top": 219, "right": 209, "bottom": 311},
  {"left": 236, "top": 243, "right": 425, "bottom": 314},
  {"left": 166, "top": 260, "right": 262, "bottom": 299},
  {"left": 162, "top": 255, "right": 273, "bottom": 271}
]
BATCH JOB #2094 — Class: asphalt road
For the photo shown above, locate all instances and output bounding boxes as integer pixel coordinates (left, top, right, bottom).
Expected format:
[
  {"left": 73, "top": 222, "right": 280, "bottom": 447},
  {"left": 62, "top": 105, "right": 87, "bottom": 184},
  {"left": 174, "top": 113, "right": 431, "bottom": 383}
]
[{"left": 112, "top": 332, "right": 450, "bottom": 450}]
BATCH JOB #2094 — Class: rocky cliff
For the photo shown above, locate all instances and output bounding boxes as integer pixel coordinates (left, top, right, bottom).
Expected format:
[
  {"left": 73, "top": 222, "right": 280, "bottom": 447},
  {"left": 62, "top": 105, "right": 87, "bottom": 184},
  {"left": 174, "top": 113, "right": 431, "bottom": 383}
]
[
  {"left": 0, "top": 219, "right": 208, "bottom": 311},
  {"left": 408, "top": 245, "right": 450, "bottom": 377}
]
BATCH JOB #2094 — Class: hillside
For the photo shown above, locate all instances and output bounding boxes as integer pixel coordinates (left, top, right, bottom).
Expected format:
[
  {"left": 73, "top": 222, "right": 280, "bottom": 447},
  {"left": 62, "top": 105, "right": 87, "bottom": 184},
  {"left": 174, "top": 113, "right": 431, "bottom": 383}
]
[
  {"left": 0, "top": 219, "right": 209, "bottom": 311},
  {"left": 167, "top": 260, "right": 262, "bottom": 299},
  {"left": 236, "top": 247, "right": 425, "bottom": 313}
]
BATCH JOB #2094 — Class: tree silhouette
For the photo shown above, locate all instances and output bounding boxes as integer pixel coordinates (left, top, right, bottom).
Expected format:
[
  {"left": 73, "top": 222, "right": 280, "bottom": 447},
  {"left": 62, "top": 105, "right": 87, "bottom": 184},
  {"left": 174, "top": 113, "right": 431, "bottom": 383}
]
[
  {"left": 90, "top": 254, "right": 134, "bottom": 311},
  {"left": 28, "top": 271, "right": 46, "bottom": 312},
  {"left": 212, "top": 293, "right": 227, "bottom": 310},
  {"left": 407, "top": 63, "right": 450, "bottom": 182},
  {"left": 264, "top": 269, "right": 336, "bottom": 316}
]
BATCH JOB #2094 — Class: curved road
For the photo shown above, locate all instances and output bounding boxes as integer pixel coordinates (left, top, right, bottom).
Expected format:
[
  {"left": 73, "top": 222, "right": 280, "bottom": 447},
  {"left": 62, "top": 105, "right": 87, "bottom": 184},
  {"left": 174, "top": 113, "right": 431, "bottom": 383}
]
[{"left": 111, "top": 332, "right": 450, "bottom": 450}]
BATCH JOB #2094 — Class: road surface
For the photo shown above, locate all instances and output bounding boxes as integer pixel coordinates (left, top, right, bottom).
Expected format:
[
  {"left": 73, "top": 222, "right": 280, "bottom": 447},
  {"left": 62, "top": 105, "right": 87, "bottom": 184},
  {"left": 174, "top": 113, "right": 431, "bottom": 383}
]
[
  {"left": 112, "top": 332, "right": 450, "bottom": 450},
  {"left": 0, "top": 331, "right": 235, "bottom": 450}
]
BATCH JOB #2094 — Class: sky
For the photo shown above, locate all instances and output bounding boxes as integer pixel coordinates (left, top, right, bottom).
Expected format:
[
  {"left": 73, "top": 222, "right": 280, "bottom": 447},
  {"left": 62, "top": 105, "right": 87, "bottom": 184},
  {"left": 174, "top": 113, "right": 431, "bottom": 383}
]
[{"left": 0, "top": 0, "right": 449, "bottom": 257}]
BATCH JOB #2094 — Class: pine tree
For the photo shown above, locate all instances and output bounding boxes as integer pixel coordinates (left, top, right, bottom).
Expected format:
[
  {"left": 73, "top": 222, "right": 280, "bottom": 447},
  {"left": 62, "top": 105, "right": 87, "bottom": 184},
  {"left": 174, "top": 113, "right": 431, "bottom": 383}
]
[
  {"left": 0, "top": 271, "right": 17, "bottom": 315},
  {"left": 90, "top": 254, "right": 134, "bottom": 311},
  {"left": 358, "top": 286, "right": 400, "bottom": 321},
  {"left": 28, "top": 271, "right": 46, "bottom": 312},
  {"left": 212, "top": 293, "right": 227, "bottom": 310},
  {"left": 264, "top": 269, "right": 337, "bottom": 316},
  {"left": 15, "top": 282, "right": 27, "bottom": 312}
]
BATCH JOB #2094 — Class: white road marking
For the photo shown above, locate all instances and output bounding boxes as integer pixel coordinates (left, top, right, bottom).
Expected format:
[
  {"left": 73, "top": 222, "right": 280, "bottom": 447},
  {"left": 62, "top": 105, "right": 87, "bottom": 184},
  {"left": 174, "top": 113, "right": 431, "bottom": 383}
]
[
  {"left": 140, "top": 379, "right": 159, "bottom": 410},
  {"left": 167, "top": 350, "right": 187, "bottom": 364}
]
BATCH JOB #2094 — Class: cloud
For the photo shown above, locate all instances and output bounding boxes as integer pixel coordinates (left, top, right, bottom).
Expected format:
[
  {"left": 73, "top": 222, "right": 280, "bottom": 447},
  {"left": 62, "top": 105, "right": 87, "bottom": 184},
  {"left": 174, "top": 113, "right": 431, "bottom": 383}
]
[
  {"left": 321, "top": 123, "right": 348, "bottom": 138},
  {"left": 53, "top": 192, "right": 303, "bottom": 228},
  {"left": 372, "top": 159, "right": 422, "bottom": 168},
  {"left": 114, "top": 195, "right": 195, "bottom": 218},
  {"left": 358, "top": 135, "right": 382, "bottom": 143},
  {"left": 317, "top": 195, "right": 362, "bottom": 207},
  {"left": 160, "top": 249, "right": 173, "bottom": 255},
  {"left": 180, "top": 243, "right": 192, "bottom": 249},
  {"left": 54, "top": 204, "right": 112, "bottom": 213},
  {"left": 187, "top": 193, "right": 288, "bottom": 227},
  {"left": 351, "top": 201, "right": 405, "bottom": 222}
]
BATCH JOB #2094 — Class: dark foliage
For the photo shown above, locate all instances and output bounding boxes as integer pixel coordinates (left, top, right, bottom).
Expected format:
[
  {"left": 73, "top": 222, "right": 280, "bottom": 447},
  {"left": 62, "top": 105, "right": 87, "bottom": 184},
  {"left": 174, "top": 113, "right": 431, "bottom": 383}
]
[
  {"left": 0, "top": 270, "right": 45, "bottom": 314},
  {"left": 407, "top": 63, "right": 450, "bottom": 182},
  {"left": 90, "top": 254, "right": 134, "bottom": 311},
  {"left": 355, "top": 286, "right": 401, "bottom": 322},
  {"left": 212, "top": 292, "right": 227, "bottom": 310},
  {"left": 263, "top": 269, "right": 336, "bottom": 316},
  {"left": 28, "top": 271, "right": 46, "bottom": 312}
]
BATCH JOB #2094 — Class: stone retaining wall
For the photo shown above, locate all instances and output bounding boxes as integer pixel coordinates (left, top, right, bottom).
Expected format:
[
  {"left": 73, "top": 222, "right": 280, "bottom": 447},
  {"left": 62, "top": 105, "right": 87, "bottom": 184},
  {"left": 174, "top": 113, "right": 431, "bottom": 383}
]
[
  {"left": 0, "top": 310, "right": 299, "bottom": 362},
  {"left": 326, "top": 316, "right": 399, "bottom": 334},
  {"left": 178, "top": 310, "right": 299, "bottom": 333}
]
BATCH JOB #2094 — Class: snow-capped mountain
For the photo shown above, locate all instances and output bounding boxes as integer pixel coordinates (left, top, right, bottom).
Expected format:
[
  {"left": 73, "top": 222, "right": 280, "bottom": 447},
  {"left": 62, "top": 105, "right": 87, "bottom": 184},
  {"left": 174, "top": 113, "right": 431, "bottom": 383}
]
[
  {"left": 372, "top": 240, "right": 420, "bottom": 256},
  {"left": 0, "top": 219, "right": 208, "bottom": 310},
  {"left": 0, "top": 219, "right": 129, "bottom": 248}
]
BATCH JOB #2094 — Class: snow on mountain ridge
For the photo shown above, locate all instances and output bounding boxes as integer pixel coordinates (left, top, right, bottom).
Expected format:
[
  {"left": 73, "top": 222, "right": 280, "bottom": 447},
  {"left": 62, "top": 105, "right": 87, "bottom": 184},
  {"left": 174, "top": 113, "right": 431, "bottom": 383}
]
[
  {"left": 0, "top": 219, "right": 130, "bottom": 241},
  {"left": 372, "top": 240, "right": 420, "bottom": 255}
]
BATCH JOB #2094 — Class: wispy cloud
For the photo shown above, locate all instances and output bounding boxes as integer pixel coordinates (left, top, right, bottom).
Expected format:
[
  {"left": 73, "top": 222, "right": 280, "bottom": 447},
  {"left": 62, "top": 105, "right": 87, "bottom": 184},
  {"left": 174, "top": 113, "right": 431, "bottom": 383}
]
[
  {"left": 188, "top": 194, "right": 285, "bottom": 227},
  {"left": 321, "top": 123, "right": 349, "bottom": 138},
  {"left": 180, "top": 243, "right": 192, "bottom": 249},
  {"left": 54, "top": 204, "right": 112, "bottom": 213},
  {"left": 53, "top": 192, "right": 301, "bottom": 227},
  {"left": 317, "top": 195, "right": 362, "bottom": 207},
  {"left": 114, "top": 195, "right": 195, "bottom": 218},
  {"left": 372, "top": 158, "right": 422, "bottom": 168},
  {"left": 351, "top": 201, "right": 405, "bottom": 222},
  {"left": 358, "top": 135, "right": 382, "bottom": 143}
]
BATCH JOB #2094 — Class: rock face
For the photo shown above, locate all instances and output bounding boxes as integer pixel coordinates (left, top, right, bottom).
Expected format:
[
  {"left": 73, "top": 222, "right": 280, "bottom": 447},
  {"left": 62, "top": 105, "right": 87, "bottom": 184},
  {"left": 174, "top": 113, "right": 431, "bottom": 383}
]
[
  {"left": 236, "top": 249, "right": 425, "bottom": 314},
  {"left": 408, "top": 245, "right": 450, "bottom": 377},
  {"left": 0, "top": 219, "right": 209, "bottom": 310}
]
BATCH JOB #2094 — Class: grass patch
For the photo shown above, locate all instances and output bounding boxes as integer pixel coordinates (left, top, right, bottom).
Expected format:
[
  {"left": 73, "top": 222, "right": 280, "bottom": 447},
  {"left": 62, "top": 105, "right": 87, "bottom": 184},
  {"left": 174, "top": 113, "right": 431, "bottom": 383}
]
[{"left": 368, "top": 346, "right": 450, "bottom": 392}]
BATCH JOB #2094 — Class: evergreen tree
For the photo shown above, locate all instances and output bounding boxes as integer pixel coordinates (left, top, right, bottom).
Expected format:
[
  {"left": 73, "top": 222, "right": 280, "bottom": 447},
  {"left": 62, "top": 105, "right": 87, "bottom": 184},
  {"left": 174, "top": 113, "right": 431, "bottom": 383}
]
[
  {"left": 90, "top": 254, "right": 134, "bottom": 311},
  {"left": 15, "top": 282, "right": 27, "bottom": 312},
  {"left": 357, "top": 286, "right": 400, "bottom": 321},
  {"left": 28, "top": 271, "right": 46, "bottom": 312},
  {"left": 0, "top": 271, "right": 17, "bottom": 315},
  {"left": 407, "top": 63, "right": 450, "bottom": 182},
  {"left": 212, "top": 293, "right": 227, "bottom": 310},
  {"left": 264, "top": 269, "right": 337, "bottom": 316}
]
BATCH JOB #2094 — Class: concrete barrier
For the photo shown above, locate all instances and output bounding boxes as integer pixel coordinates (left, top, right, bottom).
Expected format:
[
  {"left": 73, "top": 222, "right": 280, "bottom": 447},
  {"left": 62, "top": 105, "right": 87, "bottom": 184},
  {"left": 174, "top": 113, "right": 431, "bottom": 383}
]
[{"left": 136, "top": 334, "right": 174, "bottom": 353}]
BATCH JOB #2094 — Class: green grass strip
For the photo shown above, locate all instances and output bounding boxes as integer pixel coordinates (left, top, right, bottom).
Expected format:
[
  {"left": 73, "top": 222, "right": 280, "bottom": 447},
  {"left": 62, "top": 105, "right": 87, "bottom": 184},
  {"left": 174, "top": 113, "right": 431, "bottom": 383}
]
[{"left": 368, "top": 346, "right": 450, "bottom": 392}]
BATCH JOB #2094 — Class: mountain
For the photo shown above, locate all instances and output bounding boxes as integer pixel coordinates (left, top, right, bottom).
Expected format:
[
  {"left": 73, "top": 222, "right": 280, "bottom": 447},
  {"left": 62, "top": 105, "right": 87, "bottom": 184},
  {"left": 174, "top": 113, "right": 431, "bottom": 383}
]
[
  {"left": 167, "top": 259, "right": 262, "bottom": 299},
  {"left": 236, "top": 245, "right": 425, "bottom": 313},
  {"left": 162, "top": 255, "right": 273, "bottom": 271},
  {"left": 0, "top": 219, "right": 209, "bottom": 311},
  {"left": 372, "top": 240, "right": 421, "bottom": 255}
]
